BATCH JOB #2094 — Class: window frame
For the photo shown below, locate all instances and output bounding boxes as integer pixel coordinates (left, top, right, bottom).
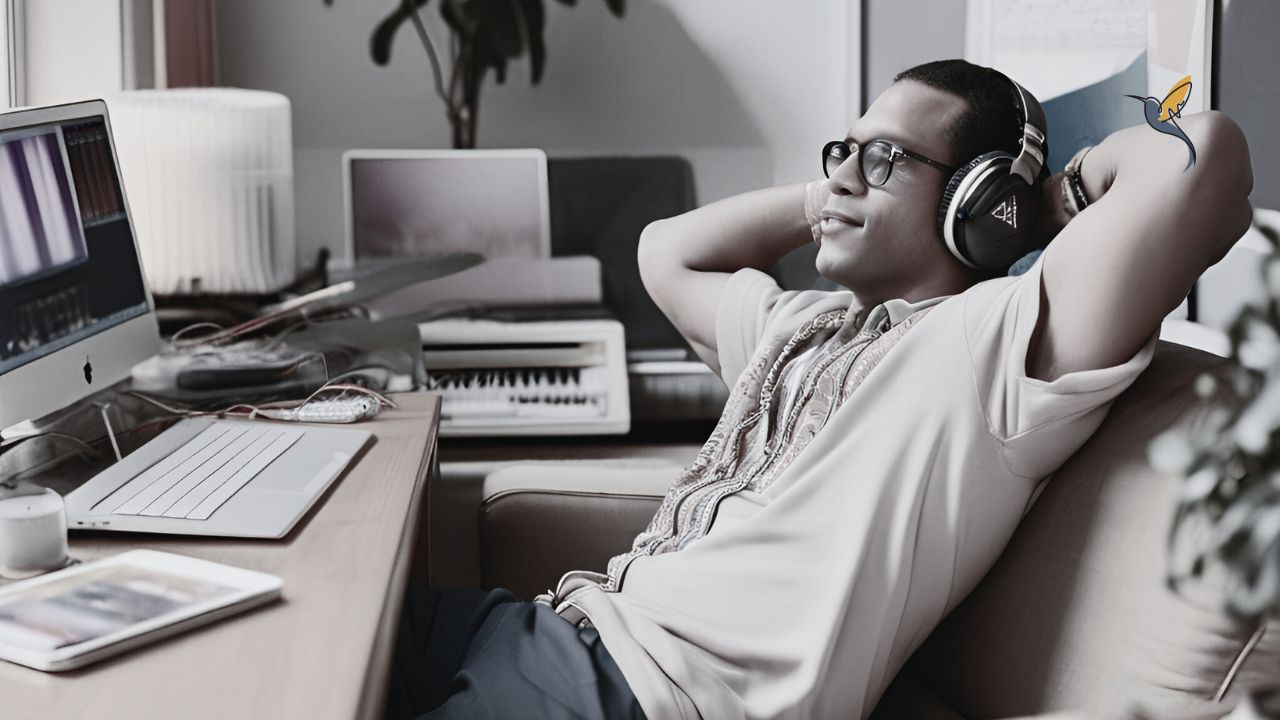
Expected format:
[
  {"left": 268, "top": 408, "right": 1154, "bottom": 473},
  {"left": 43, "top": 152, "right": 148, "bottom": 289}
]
[{"left": 1, "top": 0, "right": 25, "bottom": 109}]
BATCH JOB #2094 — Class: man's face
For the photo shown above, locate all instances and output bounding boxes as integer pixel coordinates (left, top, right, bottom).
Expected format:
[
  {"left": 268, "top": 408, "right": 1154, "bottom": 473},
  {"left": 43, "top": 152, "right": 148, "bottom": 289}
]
[{"left": 815, "top": 80, "right": 971, "bottom": 295}]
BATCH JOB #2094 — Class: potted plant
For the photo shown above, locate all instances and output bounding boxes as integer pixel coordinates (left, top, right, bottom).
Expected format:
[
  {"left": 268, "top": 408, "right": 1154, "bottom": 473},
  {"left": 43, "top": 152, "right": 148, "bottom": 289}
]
[{"left": 324, "top": 0, "right": 625, "bottom": 148}]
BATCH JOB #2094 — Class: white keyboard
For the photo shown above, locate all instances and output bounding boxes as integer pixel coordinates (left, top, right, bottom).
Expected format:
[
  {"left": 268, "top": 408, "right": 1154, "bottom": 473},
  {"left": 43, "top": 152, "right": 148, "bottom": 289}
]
[
  {"left": 418, "top": 318, "right": 630, "bottom": 437},
  {"left": 92, "top": 422, "right": 303, "bottom": 520},
  {"left": 427, "top": 367, "right": 610, "bottom": 423}
]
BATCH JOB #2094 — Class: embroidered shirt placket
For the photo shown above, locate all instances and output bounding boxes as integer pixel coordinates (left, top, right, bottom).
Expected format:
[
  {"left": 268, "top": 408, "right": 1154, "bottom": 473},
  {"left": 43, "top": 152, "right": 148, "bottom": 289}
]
[
  {"left": 673, "top": 311, "right": 859, "bottom": 550},
  {"left": 550, "top": 305, "right": 930, "bottom": 601},
  {"left": 619, "top": 310, "right": 868, "bottom": 573}
]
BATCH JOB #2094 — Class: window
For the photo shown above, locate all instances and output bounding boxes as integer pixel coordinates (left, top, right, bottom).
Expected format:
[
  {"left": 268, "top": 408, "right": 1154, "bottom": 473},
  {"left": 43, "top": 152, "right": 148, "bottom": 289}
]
[
  {"left": 0, "top": 6, "right": 7, "bottom": 108},
  {"left": 0, "top": 0, "right": 22, "bottom": 110}
]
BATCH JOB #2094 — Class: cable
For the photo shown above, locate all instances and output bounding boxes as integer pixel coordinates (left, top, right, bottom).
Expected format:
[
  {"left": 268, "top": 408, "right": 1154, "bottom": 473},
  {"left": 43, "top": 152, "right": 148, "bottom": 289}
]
[
  {"left": 0, "top": 432, "right": 103, "bottom": 486},
  {"left": 0, "top": 431, "right": 98, "bottom": 457},
  {"left": 125, "top": 381, "right": 396, "bottom": 423},
  {"left": 167, "top": 301, "right": 367, "bottom": 352},
  {"left": 0, "top": 378, "right": 398, "bottom": 484},
  {"left": 118, "top": 390, "right": 196, "bottom": 416},
  {"left": 325, "top": 364, "right": 400, "bottom": 388},
  {"left": 219, "top": 383, "right": 398, "bottom": 419},
  {"left": 169, "top": 322, "right": 227, "bottom": 344},
  {"left": 93, "top": 403, "right": 123, "bottom": 463},
  {"left": 167, "top": 306, "right": 300, "bottom": 349}
]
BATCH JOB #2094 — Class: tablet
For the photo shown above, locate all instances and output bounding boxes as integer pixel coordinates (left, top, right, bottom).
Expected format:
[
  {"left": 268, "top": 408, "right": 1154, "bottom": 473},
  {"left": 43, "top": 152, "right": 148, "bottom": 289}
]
[{"left": 0, "top": 549, "right": 282, "bottom": 672}]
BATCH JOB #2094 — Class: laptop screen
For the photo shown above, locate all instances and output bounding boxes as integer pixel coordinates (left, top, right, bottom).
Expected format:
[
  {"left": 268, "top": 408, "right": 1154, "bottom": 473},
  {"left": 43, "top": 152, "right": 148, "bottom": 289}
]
[
  {"left": 347, "top": 151, "right": 551, "bottom": 263},
  {"left": 0, "top": 116, "right": 150, "bottom": 376}
]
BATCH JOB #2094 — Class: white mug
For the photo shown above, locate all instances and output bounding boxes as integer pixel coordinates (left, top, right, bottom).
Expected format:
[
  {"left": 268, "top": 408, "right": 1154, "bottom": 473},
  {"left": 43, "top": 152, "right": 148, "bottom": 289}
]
[{"left": 0, "top": 488, "right": 70, "bottom": 577}]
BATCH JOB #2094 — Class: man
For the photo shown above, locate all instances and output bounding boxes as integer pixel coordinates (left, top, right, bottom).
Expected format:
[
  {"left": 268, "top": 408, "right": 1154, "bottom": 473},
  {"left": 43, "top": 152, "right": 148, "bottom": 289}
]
[{"left": 388, "top": 59, "right": 1253, "bottom": 719}]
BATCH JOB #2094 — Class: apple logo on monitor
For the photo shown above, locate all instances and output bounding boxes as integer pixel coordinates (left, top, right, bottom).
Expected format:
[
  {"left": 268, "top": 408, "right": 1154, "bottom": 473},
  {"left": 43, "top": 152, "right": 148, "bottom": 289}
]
[{"left": 83, "top": 357, "right": 93, "bottom": 385}]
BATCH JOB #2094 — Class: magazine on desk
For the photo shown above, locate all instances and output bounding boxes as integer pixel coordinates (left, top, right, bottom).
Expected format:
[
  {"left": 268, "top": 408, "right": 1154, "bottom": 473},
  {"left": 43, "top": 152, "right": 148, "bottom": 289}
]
[{"left": 0, "top": 550, "right": 281, "bottom": 672}]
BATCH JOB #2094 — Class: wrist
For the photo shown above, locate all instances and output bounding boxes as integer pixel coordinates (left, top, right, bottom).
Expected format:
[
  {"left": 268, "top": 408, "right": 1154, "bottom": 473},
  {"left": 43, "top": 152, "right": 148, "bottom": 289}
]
[
  {"left": 1077, "top": 134, "right": 1119, "bottom": 202},
  {"left": 804, "top": 179, "right": 828, "bottom": 246},
  {"left": 1033, "top": 167, "right": 1074, "bottom": 249},
  {"left": 1063, "top": 145, "right": 1094, "bottom": 217}
]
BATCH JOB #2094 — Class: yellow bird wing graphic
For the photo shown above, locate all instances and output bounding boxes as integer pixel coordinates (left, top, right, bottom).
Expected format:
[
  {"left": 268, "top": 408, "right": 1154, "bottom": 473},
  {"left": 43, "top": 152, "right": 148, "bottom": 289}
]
[{"left": 1159, "top": 75, "right": 1193, "bottom": 122}]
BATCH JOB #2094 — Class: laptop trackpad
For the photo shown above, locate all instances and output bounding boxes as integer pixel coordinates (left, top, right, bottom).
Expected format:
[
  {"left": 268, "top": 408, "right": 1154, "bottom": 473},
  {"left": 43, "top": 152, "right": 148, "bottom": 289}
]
[
  {"left": 253, "top": 453, "right": 348, "bottom": 494},
  {"left": 252, "top": 461, "right": 317, "bottom": 493}
]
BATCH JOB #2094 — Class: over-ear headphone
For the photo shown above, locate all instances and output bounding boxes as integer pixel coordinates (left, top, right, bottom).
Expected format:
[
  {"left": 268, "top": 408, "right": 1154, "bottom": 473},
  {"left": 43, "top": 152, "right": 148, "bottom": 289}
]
[{"left": 936, "top": 75, "right": 1049, "bottom": 273}]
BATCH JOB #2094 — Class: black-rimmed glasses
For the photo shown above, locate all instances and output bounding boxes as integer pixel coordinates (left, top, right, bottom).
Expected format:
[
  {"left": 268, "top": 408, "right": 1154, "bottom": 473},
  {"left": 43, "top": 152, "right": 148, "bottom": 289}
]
[{"left": 822, "top": 139, "right": 957, "bottom": 187}]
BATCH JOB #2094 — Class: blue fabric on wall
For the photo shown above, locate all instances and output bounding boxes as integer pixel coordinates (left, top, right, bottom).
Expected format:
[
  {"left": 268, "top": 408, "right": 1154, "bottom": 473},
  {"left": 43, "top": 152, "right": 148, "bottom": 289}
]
[{"left": 1041, "top": 51, "right": 1147, "bottom": 173}]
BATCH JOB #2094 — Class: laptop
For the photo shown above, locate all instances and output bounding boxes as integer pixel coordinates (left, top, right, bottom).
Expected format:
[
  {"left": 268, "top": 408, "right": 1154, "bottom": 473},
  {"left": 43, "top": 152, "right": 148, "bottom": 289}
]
[
  {"left": 0, "top": 99, "right": 369, "bottom": 539},
  {"left": 64, "top": 417, "right": 370, "bottom": 539},
  {"left": 342, "top": 148, "right": 551, "bottom": 267}
]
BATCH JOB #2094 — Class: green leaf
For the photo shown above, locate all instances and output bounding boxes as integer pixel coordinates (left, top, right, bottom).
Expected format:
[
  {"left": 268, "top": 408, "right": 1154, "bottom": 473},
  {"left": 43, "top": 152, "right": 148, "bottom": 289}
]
[
  {"left": 441, "top": 0, "right": 480, "bottom": 36},
  {"left": 470, "top": 26, "right": 509, "bottom": 85},
  {"left": 520, "top": 0, "right": 547, "bottom": 83},
  {"left": 603, "top": 0, "right": 624, "bottom": 18},
  {"left": 507, "top": 0, "right": 533, "bottom": 60},
  {"left": 371, "top": 0, "right": 432, "bottom": 66},
  {"left": 1254, "top": 218, "right": 1280, "bottom": 251},
  {"left": 474, "top": 0, "right": 523, "bottom": 58}
]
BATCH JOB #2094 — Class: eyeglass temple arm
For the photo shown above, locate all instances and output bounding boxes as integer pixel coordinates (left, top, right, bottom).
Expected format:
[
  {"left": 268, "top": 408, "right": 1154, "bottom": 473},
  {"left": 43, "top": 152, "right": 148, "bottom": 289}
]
[{"left": 898, "top": 147, "right": 957, "bottom": 174}]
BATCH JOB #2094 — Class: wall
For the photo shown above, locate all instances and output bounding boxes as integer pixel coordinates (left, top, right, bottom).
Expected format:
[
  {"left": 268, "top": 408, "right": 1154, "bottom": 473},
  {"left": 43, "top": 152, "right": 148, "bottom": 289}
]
[
  {"left": 215, "top": 0, "right": 860, "bottom": 268},
  {"left": 1217, "top": 0, "right": 1280, "bottom": 212},
  {"left": 863, "top": 0, "right": 966, "bottom": 108},
  {"left": 24, "top": 0, "right": 124, "bottom": 105}
]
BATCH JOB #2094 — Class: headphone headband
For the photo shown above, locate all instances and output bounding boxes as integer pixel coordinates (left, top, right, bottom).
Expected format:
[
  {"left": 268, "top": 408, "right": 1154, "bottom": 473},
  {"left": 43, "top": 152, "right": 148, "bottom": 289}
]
[
  {"left": 1007, "top": 78, "right": 1048, "bottom": 184},
  {"left": 935, "top": 71, "right": 1050, "bottom": 273}
]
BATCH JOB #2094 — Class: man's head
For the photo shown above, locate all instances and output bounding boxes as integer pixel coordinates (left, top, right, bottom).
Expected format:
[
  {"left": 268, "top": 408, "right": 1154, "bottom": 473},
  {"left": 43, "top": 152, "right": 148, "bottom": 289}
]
[{"left": 814, "top": 59, "right": 1026, "bottom": 301}]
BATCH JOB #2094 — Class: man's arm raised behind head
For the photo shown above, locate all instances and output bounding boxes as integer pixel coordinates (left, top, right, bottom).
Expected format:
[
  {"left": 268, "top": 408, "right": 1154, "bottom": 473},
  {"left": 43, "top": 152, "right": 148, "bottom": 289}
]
[
  {"left": 637, "top": 181, "right": 822, "bottom": 377},
  {"left": 1027, "top": 110, "right": 1254, "bottom": 382}
]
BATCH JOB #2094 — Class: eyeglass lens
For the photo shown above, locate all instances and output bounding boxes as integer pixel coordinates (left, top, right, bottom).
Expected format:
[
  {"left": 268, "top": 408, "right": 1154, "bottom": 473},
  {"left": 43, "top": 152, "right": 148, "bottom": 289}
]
[{"left": 823, "top": 140, "right": 894, "bottom": 186}]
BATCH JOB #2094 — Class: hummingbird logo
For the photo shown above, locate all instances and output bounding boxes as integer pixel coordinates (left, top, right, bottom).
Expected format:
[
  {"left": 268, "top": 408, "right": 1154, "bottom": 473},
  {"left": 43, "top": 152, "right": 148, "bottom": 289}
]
[{"left": 1126, "top": 75, "right": 1196, "bottom": 172}]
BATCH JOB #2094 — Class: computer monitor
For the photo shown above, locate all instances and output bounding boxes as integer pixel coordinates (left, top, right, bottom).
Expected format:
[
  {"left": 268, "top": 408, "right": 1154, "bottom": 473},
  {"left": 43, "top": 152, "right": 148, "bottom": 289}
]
[
  {"left": 342, "top": 149, "right": 552, "bottom": 267},
  {"left": 0, "top": 100, "right": 160, "bottom": 431}
]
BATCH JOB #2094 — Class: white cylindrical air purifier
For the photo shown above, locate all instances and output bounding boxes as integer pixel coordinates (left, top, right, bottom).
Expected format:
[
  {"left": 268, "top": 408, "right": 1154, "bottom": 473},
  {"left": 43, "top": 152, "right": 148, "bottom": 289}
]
[{"left": 108, "top": 88, "right": 297, "bottom": 295}]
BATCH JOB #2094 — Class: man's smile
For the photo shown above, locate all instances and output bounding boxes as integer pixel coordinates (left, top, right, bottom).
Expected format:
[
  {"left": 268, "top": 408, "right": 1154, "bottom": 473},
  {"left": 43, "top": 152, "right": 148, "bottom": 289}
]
[{"left": 820, "top": 209, "right": 864, "bottom": 237}]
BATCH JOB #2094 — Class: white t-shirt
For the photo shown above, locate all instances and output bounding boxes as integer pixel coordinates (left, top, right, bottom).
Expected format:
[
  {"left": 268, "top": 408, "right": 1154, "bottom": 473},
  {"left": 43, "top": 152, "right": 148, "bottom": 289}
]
[{"left": 547, "top": 254, "right": 1159, "bottom": 719}]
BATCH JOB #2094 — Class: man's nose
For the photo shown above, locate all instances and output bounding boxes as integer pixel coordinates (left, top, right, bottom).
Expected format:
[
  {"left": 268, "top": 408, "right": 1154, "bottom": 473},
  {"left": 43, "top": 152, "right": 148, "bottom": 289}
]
[{"left": 827, "top": 154, "right": 867, "bottom": 197}]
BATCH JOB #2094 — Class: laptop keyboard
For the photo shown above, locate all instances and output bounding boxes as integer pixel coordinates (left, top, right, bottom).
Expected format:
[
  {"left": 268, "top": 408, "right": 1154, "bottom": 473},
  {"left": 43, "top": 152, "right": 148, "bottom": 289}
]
[{"left": 94, "top": 422, "right": 303, "bottom": 520}]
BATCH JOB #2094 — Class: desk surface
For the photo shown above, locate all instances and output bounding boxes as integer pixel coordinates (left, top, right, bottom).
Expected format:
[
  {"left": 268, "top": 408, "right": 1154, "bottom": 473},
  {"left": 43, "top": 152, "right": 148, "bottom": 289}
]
[{"left": 0, "top": 393, "right": 441, "bottom": 720}]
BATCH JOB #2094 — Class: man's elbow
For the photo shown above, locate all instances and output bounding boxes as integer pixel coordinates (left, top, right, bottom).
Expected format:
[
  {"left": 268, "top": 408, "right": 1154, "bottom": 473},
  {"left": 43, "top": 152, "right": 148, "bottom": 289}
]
[
  {"left": 1195, "top": 112, "right": 1254, "bottom": 262},
  {"left": 1201, "top": 111, "right": 1254, "bottom": 200},
  {"left": 637, "top": 219, "right": 667, "bottom": 285}
]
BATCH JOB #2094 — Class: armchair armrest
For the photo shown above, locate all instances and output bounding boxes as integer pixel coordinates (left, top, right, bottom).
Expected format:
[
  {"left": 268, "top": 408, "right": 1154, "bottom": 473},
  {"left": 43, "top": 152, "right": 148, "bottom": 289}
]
[{"left": 478, "top": 461, "right": 679, "bottom": 599}]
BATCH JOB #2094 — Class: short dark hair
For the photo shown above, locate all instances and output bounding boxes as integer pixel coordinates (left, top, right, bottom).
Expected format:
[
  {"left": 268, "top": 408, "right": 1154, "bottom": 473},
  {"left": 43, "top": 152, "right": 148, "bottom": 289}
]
[{"left": 893, "top": 59, "right": 1024, "bottom": 166}]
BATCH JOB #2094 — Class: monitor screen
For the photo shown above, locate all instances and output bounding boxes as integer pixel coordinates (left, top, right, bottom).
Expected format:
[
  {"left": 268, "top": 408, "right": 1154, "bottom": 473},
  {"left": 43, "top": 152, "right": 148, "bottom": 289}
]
[
  {"left": 0, "top": 117, "right": 150, "bottom": 377},
  {"left": 346, "top": 150, "right": 551, "bottom": 264}
]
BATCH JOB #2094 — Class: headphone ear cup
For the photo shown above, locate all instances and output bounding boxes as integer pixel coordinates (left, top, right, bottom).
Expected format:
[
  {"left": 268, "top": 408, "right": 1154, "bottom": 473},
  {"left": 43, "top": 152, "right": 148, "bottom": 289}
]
[
  {"left": 936, "top": 152, "right": 997, "bottom": 242},
  {"left": 963, "top": 171, "right": 1043, "bottom": 271},
  {"left": 937, "top": 151, "right": 1011, "bottom": 267}
]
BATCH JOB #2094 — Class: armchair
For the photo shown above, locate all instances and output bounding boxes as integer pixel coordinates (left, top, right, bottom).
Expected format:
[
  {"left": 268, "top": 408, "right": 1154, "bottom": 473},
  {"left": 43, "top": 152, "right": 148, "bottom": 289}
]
[{"left": 464, "top": 342, "right": 1280, "bottom": 718}]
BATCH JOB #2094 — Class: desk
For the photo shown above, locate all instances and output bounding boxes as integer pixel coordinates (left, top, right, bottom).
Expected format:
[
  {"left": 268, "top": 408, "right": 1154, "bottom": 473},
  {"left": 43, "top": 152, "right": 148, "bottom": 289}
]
[{"left": 0, "top": 393, "right": 441, "bottom": 720}]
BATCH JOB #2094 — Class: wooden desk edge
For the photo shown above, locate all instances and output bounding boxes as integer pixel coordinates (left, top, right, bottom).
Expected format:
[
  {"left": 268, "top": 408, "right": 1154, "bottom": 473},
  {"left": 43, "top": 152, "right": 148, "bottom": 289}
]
[{"left": 356, "top": 394, "right": 442, "bottom": 720}]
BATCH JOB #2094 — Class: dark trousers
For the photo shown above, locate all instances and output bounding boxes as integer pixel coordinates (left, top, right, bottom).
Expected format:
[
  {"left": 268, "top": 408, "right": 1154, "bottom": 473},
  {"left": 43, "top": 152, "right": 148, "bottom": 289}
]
[{"left": 384, "top": 583, "right": 647, "bottom": 720}]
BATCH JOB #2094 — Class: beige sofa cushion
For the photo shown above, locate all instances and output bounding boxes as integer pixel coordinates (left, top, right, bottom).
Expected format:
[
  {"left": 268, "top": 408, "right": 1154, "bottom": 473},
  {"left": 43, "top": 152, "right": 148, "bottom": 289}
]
[
  {"left": 891, "top": 342, "right": 1280, "bottom": 718},
  {"left": 478, "top": 461, "right": 673, "bottom": 599}
]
